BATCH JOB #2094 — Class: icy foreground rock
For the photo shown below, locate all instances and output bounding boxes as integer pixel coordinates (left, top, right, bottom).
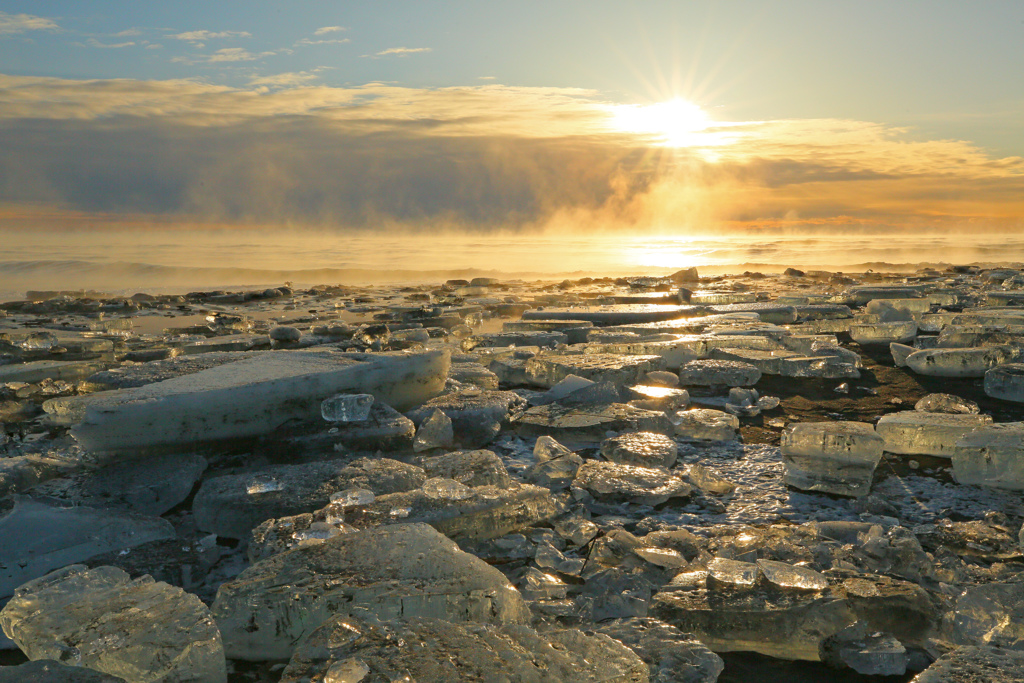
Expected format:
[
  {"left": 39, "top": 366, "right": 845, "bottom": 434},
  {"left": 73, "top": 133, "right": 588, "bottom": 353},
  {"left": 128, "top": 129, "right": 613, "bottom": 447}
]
[
  {"left": 911, "top": 646, "right": 1024, "bottom": 682},
  {"left": 593, "top": 618, "right": 723, "bottom": 683},
  {"left": 0, "top": 659, "right": 128, "bottom": 682},
  {"left": 212, "top": 523, "right": 529, "bottom": 660},
  {"left": 0, "top": 497, "right": 175, "bottom": 598},
  {"left": 781, "top": 422, "right": 884, "bottom": 497},
  {"left": 71, "top": 349, "right": 449, "bottom": 455},
  {"left": 280, "top": 615, "right": 649, "bottom": 683},
  {"left": 0, "top": 564, "right": 226, "bottom": 683}
]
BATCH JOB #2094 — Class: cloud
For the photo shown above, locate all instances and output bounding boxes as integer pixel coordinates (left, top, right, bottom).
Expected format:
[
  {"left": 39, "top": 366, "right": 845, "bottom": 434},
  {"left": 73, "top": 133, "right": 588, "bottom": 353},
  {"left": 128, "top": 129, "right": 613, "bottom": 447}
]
[
  {"left": 146, "top": 44, "right": 164, "bottom": 50},
  {"left": 296, "top": 37, "right": 350, "bottom": 46},
  {"left": 0, "top": 11, "right": 59, "bottom": 35},
  {"left": 112, "top": 28, "right": 142, "bottom": 37},
  {"left": 168, "top": 30, "right": 251, "bottom": 42},
  {"left": 314, "top": 26, "right": 346, "bottom": 35},
  {"left": 173, "top": 48, "right": 276, "bottom": 65},
  {"left": 86, "top": 38, "right": 135, "bottom": 49},
  {"left": 371, "top": 47, "right": 432, "bottom": 57},
  {"left": 248, "top": 71, "right": 321, "bottom": 88},
  {"left": 0, "top": 73, "right": 1021, "bottom": 234}
]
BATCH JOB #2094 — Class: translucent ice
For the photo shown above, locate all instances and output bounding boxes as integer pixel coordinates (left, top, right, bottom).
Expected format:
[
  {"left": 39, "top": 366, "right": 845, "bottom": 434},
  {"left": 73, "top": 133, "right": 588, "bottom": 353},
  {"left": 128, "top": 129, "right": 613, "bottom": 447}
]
[
  {"left": 706, "top": 557, "right": 759, "bottom": 587},
  {"left": 573, "top": 461, "right": 691, "bottom": 506},
  {"left": 672, "top": 409, "right": 740, "bottom": 441},
  {"left": 678, "top": 360, "right": 761, "bottom": 387},
  {"left": 320, "top": 393, "right": 374, "bottom": 422},
  {"left": 413, "top": 408, "right": 455, "bottom": 452},
  {"left": 781, "top": 421, "right": 884, "bottom": 497},
  {"left": 756, "top": 559, "right": 828, "bottom": 591},
  {"left": 914, "top": 392, "right": 980, "bottom": 414},
  {"left": 819, "top": 622, "right": 907, "bottom": 676},
  {"left": 876, "top": 411, "right": 992, "bottom": 457},
  {"left": 421, "top": 476, "right": 474, "bottom": 500},
  {"left": 984, "top": 363, "right": 1024, "bottom": 403},
  {"left": 329, "top": 488, "right": 375, "bottom": 507},
  {"left": 0, "top": 564, "right": 226, "bottom": 683},
  {"left": 953, "top": 422, "right": 1024, "bottom": 490},
  {"left": 600, "top": 431, "right": 678, "bottom": 468},
  {"left": 905, "top": 345, "right": 1018, "bottom": 378}
]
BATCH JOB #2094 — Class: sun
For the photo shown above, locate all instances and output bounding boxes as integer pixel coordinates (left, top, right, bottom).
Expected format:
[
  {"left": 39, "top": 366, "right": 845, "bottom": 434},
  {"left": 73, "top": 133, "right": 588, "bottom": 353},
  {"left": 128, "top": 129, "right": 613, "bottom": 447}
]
[{"left": 608, "top": 98, "right": 711, "bottom": 147}]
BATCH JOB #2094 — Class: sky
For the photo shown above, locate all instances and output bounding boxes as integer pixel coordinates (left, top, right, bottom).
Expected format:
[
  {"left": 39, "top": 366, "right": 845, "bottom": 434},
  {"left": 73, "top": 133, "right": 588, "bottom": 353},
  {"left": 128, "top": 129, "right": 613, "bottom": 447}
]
[{"left": 1, "top": 0, "right": 1023, "bottom": 235}]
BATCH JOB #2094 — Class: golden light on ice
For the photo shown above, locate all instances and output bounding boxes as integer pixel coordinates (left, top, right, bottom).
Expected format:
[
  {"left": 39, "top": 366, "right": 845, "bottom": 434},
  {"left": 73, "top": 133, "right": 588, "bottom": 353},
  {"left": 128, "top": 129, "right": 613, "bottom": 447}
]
[{"left": 609, "top": 98, "right": 712, "bottom": 147}]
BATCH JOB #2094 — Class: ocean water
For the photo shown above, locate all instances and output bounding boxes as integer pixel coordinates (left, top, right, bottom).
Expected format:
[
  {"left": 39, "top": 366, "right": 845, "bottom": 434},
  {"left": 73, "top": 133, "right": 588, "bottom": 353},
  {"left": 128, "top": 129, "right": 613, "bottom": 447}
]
[{"left": 2, "top": 228, "right": 1022, "bottom": 299}]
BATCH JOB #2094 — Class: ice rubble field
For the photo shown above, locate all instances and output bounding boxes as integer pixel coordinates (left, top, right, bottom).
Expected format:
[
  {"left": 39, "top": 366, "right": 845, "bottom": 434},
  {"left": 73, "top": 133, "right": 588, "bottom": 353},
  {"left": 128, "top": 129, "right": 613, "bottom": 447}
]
[{"left": 1, "top": 266, "right": 1024, "bottom": 682}]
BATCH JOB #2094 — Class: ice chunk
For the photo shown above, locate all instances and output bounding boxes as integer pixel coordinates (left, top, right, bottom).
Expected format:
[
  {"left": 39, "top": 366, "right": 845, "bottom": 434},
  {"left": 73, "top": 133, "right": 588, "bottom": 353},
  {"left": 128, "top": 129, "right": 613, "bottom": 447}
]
[
  {"left": 756, "top": 559, "right": 828, "bottom": 591},
  {"left": 635, "top": 547, "right": 688, "bottom": 569},
  {"left": 724, "top": 387, "right": 762, "bottom": 417},
  {"left": 407, "top": 389, "right": 527, "bottom": 448},
  {"left": 953, "top": 423, "right": 1024, "bottom": 490},
  {"left": 421, "top": 476, "right": 474, "bottom": 500},
  {"left": 779, "top": 355, "right": 861, "bottom": 379},
  {"left": 0, "top": 498, "right": 175, "bottom": 598},
  {"left": 419, "top": 449, "right": 511, "bottom": 488},
  {"left": 706, "top": 557, "right": 759, "bottom": 587},
  {"left": 524, "top": 448, "right": 583, "bottom": 490},
  {"left": 0, "top": 564, "right": 225, "bottom": 683},
  {"left": 534, "top": 435, "right": 573, "bottom": 462},
  {"left": 329, "top": 488, "right": 375, "bottom": 507},
  {"left": 71, "top": 349, "right": 450, "bottom": 456},
  {"left": 448, "top": 362, "right": 500, "bottom": 389},
  {"left": 538, "top": 374, "right": 597, "bottom": 403},
  {"left": 891, "top": 342, "right": 916, "bottom": 367},
  {"left": 520, "top": 568, "right": 570, "bottom": 600},
  {"left": 526, "top": 353, "right": 666, "bottom": 387},
  {"left": 781, "top": 422, "right": 884, "bottom": 497},
  {"left": 279, "top": 615, "right": 648, "bottom": 683},
  {"left": 627, "top": 384, "right": 691, "bottom": 412},
  {"left": 0, "top": 455, "right": 79, "bottom": 498},
  {"left": 600, "top": 431, "right": 678, "bottom": 468},
  {"left": 413, "top": 408, "right": 454, "bottom": 452},
  {"left": 193, "top": 458, "right": 425, "bottom": 539},
  {"left": 876, "top": 411, "right": 992, "bottom": 457},
  {"left": 0, "top": 359, "right": 108, "bottom": 384},
  {"left": 212, "top": 524, "right": 530, "bottom": 660},
  {"left": 672, "top": 409, "right": 740, "bottom": 441},
  {"left": 677, "top": 360, "right": 761, "bottom": 387},
  {"left": 915, "top": 392, "right": 980, "bottom": 414},
  {"left": 947, "top": 581, "right": 1024, "bottom": 649},
  {"left": 321, "top": 393, "right": 374, "bottom": 422},
  {"left": 984, "top": 363, "right": 1024, "bottom": 403},
  {"left": 849, "top": 320, "right": 917, "bottom": 345},
  {"left": 685, "top": 464, "right": 736, "bottom": 495},
  {"left": 905, "top": 345, "right": 1018, "bottom": 378},
  {"left": 819, "top": 622, "right": 907, "bottom": 676},
  {"left": 573, "top": 461, "right": 692, "bottom": 506}
]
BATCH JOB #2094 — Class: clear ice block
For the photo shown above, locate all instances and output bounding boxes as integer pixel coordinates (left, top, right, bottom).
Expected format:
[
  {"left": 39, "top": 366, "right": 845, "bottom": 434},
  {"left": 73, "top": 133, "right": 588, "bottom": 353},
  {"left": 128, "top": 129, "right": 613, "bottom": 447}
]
[{"left": 320, "top": 393, "right": 374, "bottom": 422}]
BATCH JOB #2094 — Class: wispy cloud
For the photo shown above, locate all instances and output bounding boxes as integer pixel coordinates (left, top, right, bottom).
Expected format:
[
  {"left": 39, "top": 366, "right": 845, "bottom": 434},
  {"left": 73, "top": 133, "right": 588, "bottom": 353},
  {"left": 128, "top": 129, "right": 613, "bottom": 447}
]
[
  {"left": 112, "top": 28, "right": 142, "bottom": 37},
  {"left": 296, "top": 37, "right": 350, "bottom": 46},
  {"left": 173, "top": 48, "right": 275, "bottom": 64},
  {"left": 370, "top": 46, "right": 432, "bottom": 58},
  {"left": 314, "top": 26, "right": 346, "bottom": 35},
  {"left": 86, "top": 38, "right": 135, "bottom": 49},
  {"left": 0, "top": 11, "right": 59, "bottom": 35},
  {"left": 168, "top": 30, "right": 251, "bottom": 43},
  {"left": 249, "top": 71, "right": 321, "bottom": 88}
]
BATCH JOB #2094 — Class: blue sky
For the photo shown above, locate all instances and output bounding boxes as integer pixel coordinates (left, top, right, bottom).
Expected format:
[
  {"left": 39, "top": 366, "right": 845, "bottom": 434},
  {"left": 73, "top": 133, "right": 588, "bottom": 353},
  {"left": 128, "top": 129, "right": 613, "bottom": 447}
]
[{"left": 1, "top": 1, "right": 1022, "bottom": 233}]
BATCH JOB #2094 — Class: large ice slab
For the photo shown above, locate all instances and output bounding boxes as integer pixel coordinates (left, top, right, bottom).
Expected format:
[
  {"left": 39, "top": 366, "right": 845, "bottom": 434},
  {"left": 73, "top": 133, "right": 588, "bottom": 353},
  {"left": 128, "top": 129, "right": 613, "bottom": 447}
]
[
  {"left": 514, "top": 403, "right": 675, "bottom": 444},
  {"left": 593, "top": 618, "right": 723, "bottom": 683},
  {"left": 280, "top": 615, "right": 649, "bottom": 683},
  {"left": 71, "top": 349, "right": 450, "bottom": 455},
  {"left": 905, "top": 346, "right": 1018, "bottom": 378},
  {"left": 952, "top": 422, "right": 1024, "bottom": 490},
  {"left": 984, "top": 363, "right": 1024, "bottom": 402},
  {"left": 875, "top": 411, "right": 992, "bottom": 457},
  {"left": 212, "top": 523, "right": 530, "bottom": 660},
  {"left": 526, "top": 353, "right": 666, "bottom": 388},
  {"left": 781, "top": 422, "right": 884, "bottom": 497},
  {"left": 573, "top": 461, "right": 692, "bottom": 506},
  {"left": 0, "top": 564, "right": 226, "bottom": 683},
  {"left": 406, "top": 389, "right": 527, "bottom": 448},
  {"left": 193, "top": 458, "right": 425, "bottom": 539},
  {"left": 0, "top": 497, "right": 175, "bottom": 598},
  {"left": 522, "top": 305, "right": 707, "bottom": 325}
]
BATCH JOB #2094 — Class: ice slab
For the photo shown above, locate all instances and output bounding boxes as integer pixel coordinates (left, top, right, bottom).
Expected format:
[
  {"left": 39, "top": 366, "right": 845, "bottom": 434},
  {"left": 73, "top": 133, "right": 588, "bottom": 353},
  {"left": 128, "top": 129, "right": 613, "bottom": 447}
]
[
  {"left": 593, "top": 617, "right": 724, "bottom": 683},
  {"left": 0, "top": 564, "right": 225, "bottom": 683},
  {"left": 819, "top": 622, "right": 907, "bottom": 676},
  {"left": 412, "top": 408, "right": 454, "bottom": 451},
  {"left": 905, "top": 345, "right": 1018, "bottom": 378},
  {"left": 600, "top": 431, "right": 678, "bottom": 468},
  {"left": 0, "top": 660, "right": 127, "bottom": 682},
  {"left": 952, "top": 422, "right": 1024, "bottom": 490},
  {"left": 522, "top": 305, "right": 706, "bottom": 325},
  {"left": 193, "top": 458, "right": 425, "bottom": 539},
  {"left": 0, "top": 455, "right": 78, "bottom": 498},
  {"left": 71, "top": 349, "right": 450, "bottom": 455},
  {"left": 756, "top": 559, "right": 829, "bottom": 591},
  {"left": 627, "top": 384, "right": 691, "bottom": 412},
  {"left": 781, "top": 422, "right": 884, "bottom": 497},
  {"left": 677, "top": 359, "right": 761, "bottom": 387},
  {"left": 212, "top": 523, "right": 530, "bottom": 660},
  {"left": 876, "top": 411, "right": 992, "bottom": 457},
  {"left": 984, "top": 363, "right": 1024, "bottom": 402},
  {"left": 280, "top": 615, "right": 649, "bottom": 683},
  {"left": 573, "top": 461, "right": 692, "bottom": 506},
  {"left": 947, "top": 581, "right": 1024, "bottom": 649},
  {"left": 29, "top": 453, "right": 207, "bottom": 516},
  {"left": 526, "top": 353, "right": 666, "bottom": 388},
  {"left": 849, "top": 320, "right": 918, "bottom": 345},
  {"left": 0, "top": 360, "right": 107, "bottom": 384},
  {"left": 448, "top": 362, "right": 500, "bottom": 389},
  {"left": 514, "top": 403, "right": 675, "bottom": 444},
  {"left": 418, "top": 449, "right": 511, "bottom": 488},
  {"left": 708, "top": 347, "right": 801, "bottom": 375},
  {"left": 912, "top": 646, "right": 1024, "bottom": 683},
  {"left": 0, "top": 497, "right": 175, "bottom": 598},
  {"left": 671, "top": 409, "right": 740, "bottom": 441}
]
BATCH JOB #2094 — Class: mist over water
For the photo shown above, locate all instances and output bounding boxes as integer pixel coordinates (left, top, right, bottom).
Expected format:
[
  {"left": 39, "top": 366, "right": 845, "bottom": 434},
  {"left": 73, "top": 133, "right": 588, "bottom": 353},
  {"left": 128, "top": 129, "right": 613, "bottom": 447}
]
[{"left": 3, "top": 228, "right": 1023, "bottom": 299}]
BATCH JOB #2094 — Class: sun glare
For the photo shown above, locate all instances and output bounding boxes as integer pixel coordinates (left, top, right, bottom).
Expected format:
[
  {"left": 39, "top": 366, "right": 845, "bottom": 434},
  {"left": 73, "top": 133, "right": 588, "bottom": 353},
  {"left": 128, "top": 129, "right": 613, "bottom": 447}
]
[{"left": 609, "top": 98, "right": 712, "bottom": 147}]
